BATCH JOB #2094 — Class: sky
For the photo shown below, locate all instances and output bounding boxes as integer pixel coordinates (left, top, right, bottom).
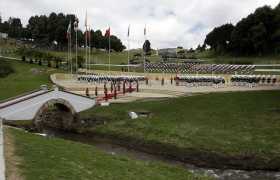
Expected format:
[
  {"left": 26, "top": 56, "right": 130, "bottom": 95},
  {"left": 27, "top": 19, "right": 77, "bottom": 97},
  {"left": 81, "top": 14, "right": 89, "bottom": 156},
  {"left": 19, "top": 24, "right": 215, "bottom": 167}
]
[{"left": 0, "top": 0, "right": 279, "bottom": 49}]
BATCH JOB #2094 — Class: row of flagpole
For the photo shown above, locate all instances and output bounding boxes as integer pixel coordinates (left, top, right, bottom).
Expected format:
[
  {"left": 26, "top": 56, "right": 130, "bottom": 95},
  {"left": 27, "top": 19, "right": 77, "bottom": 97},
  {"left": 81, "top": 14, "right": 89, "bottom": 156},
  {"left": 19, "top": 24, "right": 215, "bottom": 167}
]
[{"left": 67, "top": 13, "right": 148, "bottom": 76}]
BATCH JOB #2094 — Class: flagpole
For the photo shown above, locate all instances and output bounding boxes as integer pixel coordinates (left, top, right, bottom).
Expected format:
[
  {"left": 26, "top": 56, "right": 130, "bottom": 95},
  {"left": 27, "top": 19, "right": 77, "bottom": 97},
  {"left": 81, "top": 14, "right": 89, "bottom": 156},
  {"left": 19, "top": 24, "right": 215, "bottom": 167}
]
[
  {"left": 68, "top": 31, "right": 69, "bottom": 75},
  {"left": 76, "top": 29, "right": 78, "bottom": 74},
  {"left": 89, "top": 27, "right": 91, "bottom": 74},
  {"left": 70, "top": 22, "right": 72, "bottom": 78},
  {"left": 75, "top": 21, "right": 78, "bottom": 75},
  {"left": 85, "top": 11, "right": 88, "bottom": 75},
  {"left": 85, "top": 28, "right": 87, "bottom": 75},
  {"left": 109, "top": 27, "right": 111, "bottom": 73},
  {"left": 127, "top": 25, "right": 130, "bottom": 72},
  {"left": 144, "top": 24, "right": 147, "bottom": 73}
]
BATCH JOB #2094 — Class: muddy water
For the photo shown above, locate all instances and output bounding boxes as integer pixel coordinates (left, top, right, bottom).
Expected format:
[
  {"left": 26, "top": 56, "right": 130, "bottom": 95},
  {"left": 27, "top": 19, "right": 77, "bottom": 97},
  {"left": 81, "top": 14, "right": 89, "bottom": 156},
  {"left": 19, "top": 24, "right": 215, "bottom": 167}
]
[{"left": 40, "top": 129, "right": 280, "bottom": 180}]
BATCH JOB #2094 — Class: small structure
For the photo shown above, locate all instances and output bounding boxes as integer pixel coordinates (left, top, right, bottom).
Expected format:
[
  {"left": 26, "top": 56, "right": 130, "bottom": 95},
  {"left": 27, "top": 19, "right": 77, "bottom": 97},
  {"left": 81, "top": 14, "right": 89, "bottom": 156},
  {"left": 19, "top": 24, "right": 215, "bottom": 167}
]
[{"left": 0, "top": 33, "right": 8, "bottom": 39}]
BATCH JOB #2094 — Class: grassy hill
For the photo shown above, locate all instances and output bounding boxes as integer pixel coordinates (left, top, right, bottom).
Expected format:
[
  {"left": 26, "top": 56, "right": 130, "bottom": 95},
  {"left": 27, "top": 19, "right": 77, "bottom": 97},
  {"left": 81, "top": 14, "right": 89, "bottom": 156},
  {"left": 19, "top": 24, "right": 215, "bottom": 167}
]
[{"left": 0, "top": 58, "right": 60, "bottom": 101}]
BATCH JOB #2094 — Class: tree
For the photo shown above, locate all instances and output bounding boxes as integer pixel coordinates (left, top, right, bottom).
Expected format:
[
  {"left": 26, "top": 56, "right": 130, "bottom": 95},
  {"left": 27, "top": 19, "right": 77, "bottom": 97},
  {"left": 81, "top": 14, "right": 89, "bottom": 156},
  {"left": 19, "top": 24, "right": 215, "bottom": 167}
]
[
  {"left": 7, "top": 18, "right": 22, "bottom": 38},
  {"left": 110, "top": 35, "right": 126, "bottom": 52},
  {"left": 250, "top": 23, "right": 268, "bottom": 55},
  {"left": 77, "top": 55, "right": 85, "bottom": 68},
  {"left": 143, "top": 40, "right": 151, "bottom": 55},
  {"left": 0, "top": 21, "right": 9, "bottom": 33},
  {"left": 1, "top": 12, "right": 126, "bottom": 52},
  {"left": 204, "top": 23, "right": 234, "bottom": 54},
  {"left": 231, "top": 5, "right": 275, "bottom": 55},
  {"left": 204, "top": 4, "right": 279, "bottom": 56}
]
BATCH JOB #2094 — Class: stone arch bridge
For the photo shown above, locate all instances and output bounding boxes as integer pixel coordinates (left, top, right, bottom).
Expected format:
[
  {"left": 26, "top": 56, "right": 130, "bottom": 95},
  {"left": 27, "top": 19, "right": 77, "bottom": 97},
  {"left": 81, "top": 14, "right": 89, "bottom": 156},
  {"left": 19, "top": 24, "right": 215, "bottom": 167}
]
[{"left": 0, "top": 87, "right": 96, "bottom": 127}]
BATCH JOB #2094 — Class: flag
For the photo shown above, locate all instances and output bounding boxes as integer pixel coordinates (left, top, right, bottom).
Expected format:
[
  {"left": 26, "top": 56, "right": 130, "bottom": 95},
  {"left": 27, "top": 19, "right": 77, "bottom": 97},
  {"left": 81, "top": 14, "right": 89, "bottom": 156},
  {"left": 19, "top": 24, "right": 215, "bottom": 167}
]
[
  {"left": 127, "top": 25, "right": 130, "bottom": 37},
  {"left": 105, "top": 27, "right": 111, "bottom": 37},
  {"left": 66, "top": 21, "right": 71, "bottom": 39},
  {"left": 74, "top": 17, "right": 79, "bottom": 32},
  {"left": 88, "top": 27, "right": 91, "bottom": 39},
  {"left": 85, "top": 30, "right": 90, "bottom": 40},
  {"left": 85, "top": 11, "right": 88, "bottom": 27},
  {"left": 144, "top": 25, "right": 146, "bottom": 36}
]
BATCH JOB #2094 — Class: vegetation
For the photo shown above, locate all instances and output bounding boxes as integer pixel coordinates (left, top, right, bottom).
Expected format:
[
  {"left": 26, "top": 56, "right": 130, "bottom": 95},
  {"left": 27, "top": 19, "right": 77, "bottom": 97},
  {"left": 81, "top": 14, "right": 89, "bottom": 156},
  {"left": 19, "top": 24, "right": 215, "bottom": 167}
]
[
  {"left": 0, "top": 58, "right": 59, "bottom": 100},
  {"left": 204, "top": 3, "right": 280, "bottom": 56},
  {"left": 196, "top": 51, "right": 280, "bottom": 65},
  {"left": 0, "top": 60, "right": 14, "bottom": 78},
  {"left": 14, "top": 47, "right": 160, "bottom": 69},
  {"left": 80, "top": 91, "right": 280, "bottom": 169},
  {"left": 0, "top": 12, "right": 125, "bottom": 52},
  {"left": 6, "top": 127, "right": 210, "bottom": 180},
  {"left": 143, "top": 40, "right": 152, "bottom": 55}
]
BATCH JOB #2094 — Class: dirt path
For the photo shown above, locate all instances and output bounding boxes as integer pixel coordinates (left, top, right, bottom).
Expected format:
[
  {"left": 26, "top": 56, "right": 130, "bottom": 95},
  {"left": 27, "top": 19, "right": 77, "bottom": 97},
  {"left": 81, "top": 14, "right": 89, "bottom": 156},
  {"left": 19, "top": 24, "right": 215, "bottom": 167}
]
[{"left": 4, "top": 127, "right": 24, "bottom": 180}]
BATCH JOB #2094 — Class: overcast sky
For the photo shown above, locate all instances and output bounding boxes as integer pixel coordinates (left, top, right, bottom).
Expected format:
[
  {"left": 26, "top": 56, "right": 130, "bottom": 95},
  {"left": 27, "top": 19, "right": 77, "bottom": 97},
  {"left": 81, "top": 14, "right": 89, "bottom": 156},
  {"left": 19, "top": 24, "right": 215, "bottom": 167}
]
[{"left": 1, "top": 0, "right": 279, "bottom": 49}]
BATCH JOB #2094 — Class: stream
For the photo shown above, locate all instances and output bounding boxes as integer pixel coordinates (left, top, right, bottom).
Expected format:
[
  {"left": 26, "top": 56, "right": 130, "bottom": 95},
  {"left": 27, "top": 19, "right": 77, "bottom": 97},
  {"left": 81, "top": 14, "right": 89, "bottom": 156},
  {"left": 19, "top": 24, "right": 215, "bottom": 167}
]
[{"left": 35, "top": 129, "right": 280, "bottom": 180}]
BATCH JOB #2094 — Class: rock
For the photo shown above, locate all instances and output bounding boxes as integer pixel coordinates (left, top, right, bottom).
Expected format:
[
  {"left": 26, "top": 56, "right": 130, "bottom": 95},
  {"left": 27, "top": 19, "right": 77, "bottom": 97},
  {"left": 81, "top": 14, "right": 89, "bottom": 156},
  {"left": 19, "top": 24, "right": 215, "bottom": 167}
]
[{"left": 129, "top": 112, "right": 138, "bottom": 119}]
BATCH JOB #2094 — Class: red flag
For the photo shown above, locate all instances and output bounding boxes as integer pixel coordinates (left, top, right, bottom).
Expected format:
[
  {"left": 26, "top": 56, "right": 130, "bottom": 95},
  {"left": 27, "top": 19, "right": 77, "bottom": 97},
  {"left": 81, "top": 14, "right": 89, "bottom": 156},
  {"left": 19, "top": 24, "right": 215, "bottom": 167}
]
[
  {"left": 85, "top": 30, "right": 90, "bottom": 39},
  {"left": 105, "top": 27, "right": 110, "bottom": 37}
]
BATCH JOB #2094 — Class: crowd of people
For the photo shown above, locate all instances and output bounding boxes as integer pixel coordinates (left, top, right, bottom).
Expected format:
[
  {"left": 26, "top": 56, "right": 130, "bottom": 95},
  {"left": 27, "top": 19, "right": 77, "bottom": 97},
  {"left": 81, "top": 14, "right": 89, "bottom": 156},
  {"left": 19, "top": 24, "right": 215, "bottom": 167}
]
[
  {"left": 230, "top": 75, "right": 277, "bottom": 86},
  {"left": 145, "top": 63, "right": 256, "bottom": 74},
  {"left": 77, "top": 74, "right": 146, "bottom": 83},
  {"left": 176, "top": 75, "right": 226, "bottom": 86}
]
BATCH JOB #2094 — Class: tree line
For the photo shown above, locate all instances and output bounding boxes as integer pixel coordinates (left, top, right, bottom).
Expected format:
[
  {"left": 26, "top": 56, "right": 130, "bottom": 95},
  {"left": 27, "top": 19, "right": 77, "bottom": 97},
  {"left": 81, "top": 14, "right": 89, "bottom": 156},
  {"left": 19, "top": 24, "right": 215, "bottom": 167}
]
[
  {"left": 204, "top": 3, "right": 280, "bottom": 56},
  {"left": 0, "top": 12, "right": 126, "bottom": 52}
]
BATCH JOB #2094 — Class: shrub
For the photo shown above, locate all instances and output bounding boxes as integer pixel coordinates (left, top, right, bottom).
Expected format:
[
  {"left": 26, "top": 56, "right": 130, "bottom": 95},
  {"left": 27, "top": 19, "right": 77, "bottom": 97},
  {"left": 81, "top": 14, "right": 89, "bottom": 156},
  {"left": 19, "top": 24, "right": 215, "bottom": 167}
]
[{"left": 0, "top": 61, "right": 14, "bottom": 78}]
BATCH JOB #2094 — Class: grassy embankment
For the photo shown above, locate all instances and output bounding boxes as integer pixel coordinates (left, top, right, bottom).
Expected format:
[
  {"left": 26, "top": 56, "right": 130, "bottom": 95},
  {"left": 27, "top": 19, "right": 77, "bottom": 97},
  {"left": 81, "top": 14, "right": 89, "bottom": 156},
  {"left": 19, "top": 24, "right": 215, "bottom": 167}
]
[
  {"left": 5, "top": 128, "right": 209, "bottom": 180},
  {"left": 0, "top": 58, "right": 59, "bottom": 101},
  {"left": 80, "top": 90, "right": 280, "bottom": 170}
]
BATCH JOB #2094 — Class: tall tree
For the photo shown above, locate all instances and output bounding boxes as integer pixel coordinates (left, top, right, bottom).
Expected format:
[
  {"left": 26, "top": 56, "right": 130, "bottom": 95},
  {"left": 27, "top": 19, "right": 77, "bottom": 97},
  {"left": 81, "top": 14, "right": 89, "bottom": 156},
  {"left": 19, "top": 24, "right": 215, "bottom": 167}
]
[
  {"left": 8, "top": 17, "right": 22, "bottom": 38},
  {"left": 143, "top": 40, "right": 151, "bottom": 55},
  {"left": 204, "top": 23, "right": 234, "bottom": 53}
]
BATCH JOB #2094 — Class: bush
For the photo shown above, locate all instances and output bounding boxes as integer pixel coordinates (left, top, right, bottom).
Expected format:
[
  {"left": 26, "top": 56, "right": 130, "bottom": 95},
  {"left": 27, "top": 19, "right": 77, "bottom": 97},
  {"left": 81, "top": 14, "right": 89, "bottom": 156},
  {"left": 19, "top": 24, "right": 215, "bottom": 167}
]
[
  {"left": 22, "top": 56, "right": 26, "bottom": 62},
  {"left": 229, "top": 60, "right": 253, "bottom": 65},
  {"left": 0, "top": 61, "right": 14, "bottom": 78}
]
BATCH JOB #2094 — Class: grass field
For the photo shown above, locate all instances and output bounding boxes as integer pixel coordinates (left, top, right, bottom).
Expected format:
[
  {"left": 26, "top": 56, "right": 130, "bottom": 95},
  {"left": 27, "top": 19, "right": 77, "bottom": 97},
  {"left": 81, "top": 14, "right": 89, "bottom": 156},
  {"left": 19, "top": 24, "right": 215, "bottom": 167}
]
[
  {"left": 5, "top": 127, "right": 210, "bottom": 180},
  {"left": 0, "top": 58, "right": 60, "bottom": 101},
  {"left": 80, "top": 90, "right": 280, "bottom": 169},
  {"left": 194, "top": 51, "right": 280, "bottom": 65}
]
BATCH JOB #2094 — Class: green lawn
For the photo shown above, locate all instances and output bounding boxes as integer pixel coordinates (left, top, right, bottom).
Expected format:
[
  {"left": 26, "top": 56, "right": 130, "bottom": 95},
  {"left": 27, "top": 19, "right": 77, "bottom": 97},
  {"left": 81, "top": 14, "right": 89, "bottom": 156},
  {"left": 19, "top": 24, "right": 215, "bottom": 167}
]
[
  {"left": 0, "top": 58, "right": 59, "bottom": 101},
  {"left": 6, "top": 128, "right": 210, "bottom": 180},
  {"left": 194, "top": 51, "right": 280, "bottom": 65},
  {"left": 81, "top": 90, "right": 280, "bottom": 168},
  {"left": 209, "top": 56, "right": 280, "bottom": 65}
]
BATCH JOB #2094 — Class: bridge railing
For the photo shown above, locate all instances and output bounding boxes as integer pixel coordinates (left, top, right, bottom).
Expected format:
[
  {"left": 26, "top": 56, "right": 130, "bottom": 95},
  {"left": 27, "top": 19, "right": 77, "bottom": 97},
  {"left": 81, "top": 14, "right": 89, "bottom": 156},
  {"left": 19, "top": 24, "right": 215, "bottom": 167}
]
[
  {"left": 0, "top": 89, "right": 51, "bottom": 109},
  {"left": 0, "top": 118, "right": 5, "bottom": 180}
]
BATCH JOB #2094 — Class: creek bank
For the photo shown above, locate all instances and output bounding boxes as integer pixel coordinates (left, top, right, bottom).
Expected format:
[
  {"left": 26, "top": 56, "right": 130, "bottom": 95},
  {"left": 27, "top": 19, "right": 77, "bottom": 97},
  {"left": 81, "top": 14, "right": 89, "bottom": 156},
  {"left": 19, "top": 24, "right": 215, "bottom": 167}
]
[
  {"left": 79, "top": 130, "right": 280, "bottom": 171},
  {"left": 4, "top": 119, "right": 280, "bottom": 171},
  {"left": 5, "top": 123, "right": 280, "bottom": 180}
]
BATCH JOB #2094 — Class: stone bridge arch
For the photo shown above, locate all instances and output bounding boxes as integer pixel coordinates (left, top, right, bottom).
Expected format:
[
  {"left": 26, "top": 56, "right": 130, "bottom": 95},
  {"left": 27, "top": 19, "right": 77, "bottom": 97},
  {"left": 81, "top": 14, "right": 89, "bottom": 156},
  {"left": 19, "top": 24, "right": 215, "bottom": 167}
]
[{"left": 33, "top": 98, "right": 78, "bottom": 131}]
